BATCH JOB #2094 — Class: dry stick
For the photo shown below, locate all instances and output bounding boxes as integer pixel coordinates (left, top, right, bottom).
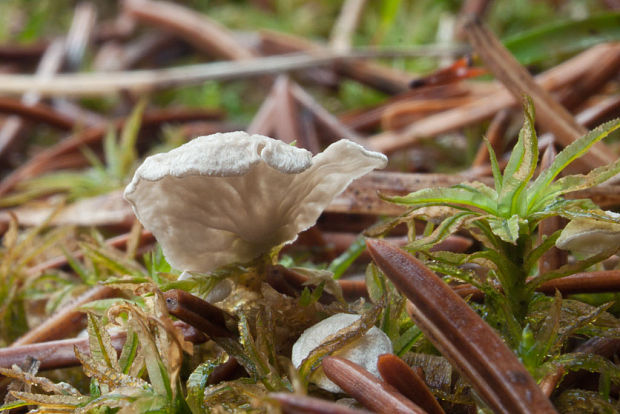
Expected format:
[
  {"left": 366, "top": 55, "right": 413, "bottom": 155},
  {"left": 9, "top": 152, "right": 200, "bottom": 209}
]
[
  {"left": 554, "top": 46, "right": 620, "bottom": 111},
  {"left": 322, "top": 356, "right": 427, "bottom": 414},
  {"left": 471, "top": 108, "right": 512, "bottom": 167},
  {"left": 0, "top": 108, "right": 222, "bottom": 197},
  {"left": 290, "top": 82, "right": 366, "bottom": 144},
  {"left": 0, "top": 2, "right": 96, "bottom": 158},
  {"left": 577, "top": 95, "right": 620, "bottom": 129},
  {"left": 94, "top": 32, "right": 178, "bottom": 72},
  {"left": 298, "top": 105, "right": 322, "bottom": 155},
  {"left": 536, "top": 270, "right": 620, "bottom": 295},
  {"left": 259, "top": 30, "right": 412, "bottom": 95},
  {"left": 163, "top": 289, "right": 235, "bottom": 339},
  {"left": 381, "top": 96, "right": 474, "bottom": 131},
  {"left": 0, "top": 321, "right": 205, "bottom": 371},
  {"left": 340, "top": 83, "right": 471, "bottom": 132},
  {"left": 566, "top": 184, "right": 620, "bottom": 209},
  {"left": 464, "top": 18, "right": 614, "bottom": 169},
  {"left": 329, "top": 0, "right": 367, "bottom": 53},
  {"left": 366, "top": 239, "right": 557, "bottom": 414},
  {"left": 10, "top": 286, "right": 118, "bottom": 347},
  {"left": 368, "top": 43, "right": 620, "bottom": 155},
  {"left": 247, "top": 80, "right": 278, "bottom": 135},
  {"left": 539, "top": 367, "right": 565, "bottom": 398},
  {"left": 0, "top": 43, "right": 47, "bottom": 64},
  {"left": 0, "top": 40, "right": 66, "bottom": 158},
  {"left": 0, "top": 98, "right": 75, "bottom": 130},
  {"left": 377, "top": 354, "right": 446, "bottom": 414},
  {"left": 0, "top": 53, "right": 348, "bottom": 97},
  {"left": 123, "top": 0, "right": 255, "bottom": 60},
  {"left": 272, "top": 76, "right": 300, "bottom": 144},
  {"left": 63, "top": 2, "right": 97, "bottom": 71},
  {"left": 455, "top": 0, "right": 492, "bottom": 40},
  {"left": 93, "top": 13, "right": 136, "bottom": 43},
  {"left": 452, "top": 270, "right": 620, "bottom": 302},
  {"left": 329, "top": 170, "right": 493, "bottom": 216},
  {"left": 270, "top": 393, "right": 373, "bottom": 414}
]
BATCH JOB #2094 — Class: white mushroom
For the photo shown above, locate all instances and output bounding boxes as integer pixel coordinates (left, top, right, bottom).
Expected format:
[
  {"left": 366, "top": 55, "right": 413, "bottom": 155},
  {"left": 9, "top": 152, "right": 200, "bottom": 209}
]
[
  {"left": 124, "top": 132, "right": 387, "bottom": 273},
  {"left": 556, "top": 211, "right": 620, "bottom": 258},
  {"left": 291, "top": 313, "right": 393, "bottom": 393}
]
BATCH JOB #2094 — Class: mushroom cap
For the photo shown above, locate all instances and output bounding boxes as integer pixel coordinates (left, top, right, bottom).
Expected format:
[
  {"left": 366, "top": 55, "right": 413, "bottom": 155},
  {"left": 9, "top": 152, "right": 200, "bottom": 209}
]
[
  {"left": 124, "top": 132, "right": 387, "bottom": 273},
  {"left": 556, "top": 212, "right": 620, "bottom": 258},
  {"left": 291, "top": 313, "right": 393, "bottom": 393}
]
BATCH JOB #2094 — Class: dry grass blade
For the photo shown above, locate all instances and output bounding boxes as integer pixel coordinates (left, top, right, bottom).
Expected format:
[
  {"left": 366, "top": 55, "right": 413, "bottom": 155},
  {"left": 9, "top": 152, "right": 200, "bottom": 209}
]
[
  {"left": 0, "top": 40, "right": 66, "bottom": 157},
  {"left": 25, "top": 229, "right": 154, "bottom": 277},
  {"left": 290, "top": 82, "right": 366, "bottom": 144},
  {"left": 271, "top": 392, "right": 373, "bottom": 414},
  {"left": 0, "top": 321, "right": 204, "bottom": 371},
  {"left": 368, "top": 43, "right": 618, "bottom": 154},
  {"left": 0, "top": 98, "right": 75, "bottom": 130},
  {"left": 453, "top": 270, "right": 620, "bottom": 301},
  {"left": 259, "top": 30, "right": 411, "bottom": 94},
  {"left": 0, "top": 190, "right": 135, "bottom": 227},
  {"left": 272, "top": 76, "right": 301, "bottom": 144},
  {"left": 0, "top": 108, "right": 222, "bottom": 197},
  {"left": 0, "top": 53, "right": 360, "bottom": 97},
  {"left": 11, "top": 286, "right": 118, "bottom": 347},
  {"left": 464, "top": 17, "right": 614, "bottom": 170},
  {"left": 321, "top": 356, "right": 427, "bottom": 414},
  {"left": 1, "top": 331, "right": 126, "bottom": 371},
  {"left": 329, "top": 0, "right": 367, "bottom": 53},
  {"left": 123, "top": 0, "right": 255, "bottom": 60},
  {"left": 366, "top": 239, "right": 557, "bottom": 414},
  {"left": 537, "top": 271, "right": 620, "bottom": 295},
  {"left": 472, "top": 108, "right": 511, "bottom": 167},
  {"left": 163, "top": 289, "right": 235, "bottom": 339},
  {"left": 377, "top": 353, "right": 445, "bottom": 414}
]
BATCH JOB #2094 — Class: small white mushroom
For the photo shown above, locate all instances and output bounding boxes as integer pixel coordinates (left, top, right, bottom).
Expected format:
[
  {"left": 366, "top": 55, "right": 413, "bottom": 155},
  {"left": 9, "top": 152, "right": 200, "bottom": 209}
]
[
  {"left": 124, "top": 132, "right": 387, "bottom": 273},
  {"left": 291, "top": 313, "right": 393, "bottom": 393},
  {"left": 556, "top": 211, "right": 620, "bottom": 258}
]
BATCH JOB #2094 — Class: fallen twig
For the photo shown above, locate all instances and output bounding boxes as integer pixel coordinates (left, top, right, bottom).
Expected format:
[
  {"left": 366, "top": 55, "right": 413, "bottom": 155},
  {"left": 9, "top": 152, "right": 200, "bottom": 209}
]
[
  {"left": 163, "top": 289, "right": 235, "bottom": 339},
  {"left": 322, "top": 356, "right": 427, "bottom": 414},
  {"left": 464, "top": 17, "right": 614, "bottom": 169},
  {"left": 0, "top": 321, "right": 204, "bottom": 370},
  {"left": 368, "top": 43, "right": 620, "bottom": 154},
  {"left": 366, "top": 239, "right": 557, "bottom": 414},
  {"left": 271, "top": 392, "right": 373, "bottom": 414},
  {"left": 11, "top": 286, "right": 119, "bottom": 347},
  {"left": 0, "top": 98, "right": 75, "bottom": 130},
  {"left": 123, "top": 0, "right": 255, "bottom": 60},
  {"left": 377, "top": 353, "right": 446, "bottom": 414}
]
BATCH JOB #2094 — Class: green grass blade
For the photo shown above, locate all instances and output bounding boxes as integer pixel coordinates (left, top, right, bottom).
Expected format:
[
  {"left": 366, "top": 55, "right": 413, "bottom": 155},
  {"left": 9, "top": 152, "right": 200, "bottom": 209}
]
[
  {"left": 104, "top": 127, "right": 120, "bottom": 179},
  {"left": 118, "top": 100, "right": 146, "bottom": 178},
  {"left": 118, "top": 329, "right": 139, "bottom": 375},
  {"left": 532, "top": 156, "right": 620, "bottom": 212},
  {"left": 407, "top": 211, "right": 477, "bottom": 251},
  {"left": 485, "top": 137, "right": 503, "bottom": 191},
  {"left": 504, "top": 12, "right": 620, "bottom": 66},
  {"left": 327, "top": 234, "right": 366, "bottom": 280},
  {"left": 497, "top": 99, "right": 538, "bottom": 217},
  {"left": 384, "top": 184, "right": 496, "bottom": 214},
  {"left": 528, "top": 118, "right": 620, "bottom": 212},
  {"left": 86, "top": 313, "right": 120, "bottom": 371}
]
